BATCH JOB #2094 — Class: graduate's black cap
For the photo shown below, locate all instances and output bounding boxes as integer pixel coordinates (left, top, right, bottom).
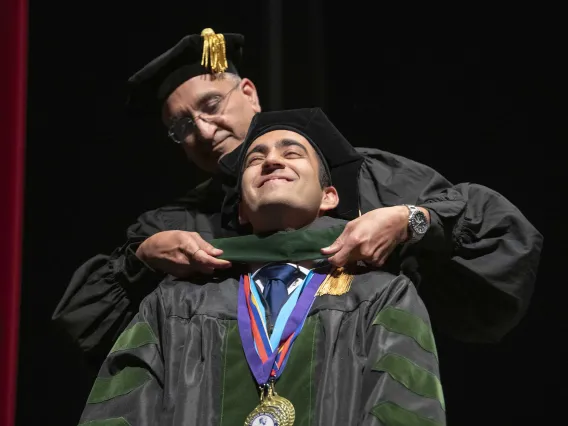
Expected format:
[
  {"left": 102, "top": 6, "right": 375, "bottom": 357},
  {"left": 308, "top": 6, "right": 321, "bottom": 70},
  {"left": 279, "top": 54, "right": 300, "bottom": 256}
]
[
  {"left": 126, "top": 28, "right": 245, "bottom": 114},
  {"left": 221, "top": 108, "right": 365, "bottom": 229}
]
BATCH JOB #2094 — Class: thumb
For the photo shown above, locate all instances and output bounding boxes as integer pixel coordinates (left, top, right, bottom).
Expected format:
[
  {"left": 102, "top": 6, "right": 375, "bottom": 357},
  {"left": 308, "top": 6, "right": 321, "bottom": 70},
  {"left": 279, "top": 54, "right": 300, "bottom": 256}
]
[{"left": 321, "top": 238, "right": 343, "bottom": 254}]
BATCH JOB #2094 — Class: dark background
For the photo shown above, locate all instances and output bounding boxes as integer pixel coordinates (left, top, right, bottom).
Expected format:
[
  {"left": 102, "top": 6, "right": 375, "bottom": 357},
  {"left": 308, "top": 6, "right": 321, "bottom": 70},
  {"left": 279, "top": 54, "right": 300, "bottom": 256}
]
[{"left": 18, "top": 2, "right": 564, "bottom": 425}]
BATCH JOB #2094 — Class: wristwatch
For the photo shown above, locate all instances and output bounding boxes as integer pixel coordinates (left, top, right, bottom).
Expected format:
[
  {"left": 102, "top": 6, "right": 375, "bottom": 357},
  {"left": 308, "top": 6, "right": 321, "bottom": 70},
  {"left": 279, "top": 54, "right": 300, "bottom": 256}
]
[{"left": 404, "top": 205, "right": 429, "bottom": 244}]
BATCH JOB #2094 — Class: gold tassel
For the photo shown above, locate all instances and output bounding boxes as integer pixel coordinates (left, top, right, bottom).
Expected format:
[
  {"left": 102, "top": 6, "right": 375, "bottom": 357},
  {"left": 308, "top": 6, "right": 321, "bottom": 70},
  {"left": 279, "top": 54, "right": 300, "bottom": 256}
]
[
  {"left": 200, "top": 28, "right": 228, "bottom": 73},
  {"left": 316, "top": 266, "right": 354, "bottom": 296}
]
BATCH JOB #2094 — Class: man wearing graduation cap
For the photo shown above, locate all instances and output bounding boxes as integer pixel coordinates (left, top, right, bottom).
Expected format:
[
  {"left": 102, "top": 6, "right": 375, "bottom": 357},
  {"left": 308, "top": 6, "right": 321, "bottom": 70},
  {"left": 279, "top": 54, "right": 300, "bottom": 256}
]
[
  {"left": 53, "top": 28, "right": 543, "bottom": 367},
  {"left": 77, "top": 108, "right": 447, "bottom": 426}
]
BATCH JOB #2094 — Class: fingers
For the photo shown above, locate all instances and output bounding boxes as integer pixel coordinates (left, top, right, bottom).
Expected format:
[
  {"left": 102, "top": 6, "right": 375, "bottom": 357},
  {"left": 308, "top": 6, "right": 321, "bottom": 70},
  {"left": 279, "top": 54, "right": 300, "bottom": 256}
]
[
  {"left": 368, "top": 247, "right": 386, "bottom": 267},
  {"left": 192, "top": 248, "right": 232, "bottom": 271},
  {"left": 182, "top": 232, "right": 223, "bottom": 256},
  {"left": 324, "top": 231, "right": 360, "bottom": 266},
  {"left": 172, "top": 249, "right": 229, "bottom": 276},
  {"left": 178, "top": 234, "right": 232, "bottom": 274},
  {"left": 325, "top": 231, "right": 394, "bottom": 268},
  {"left": 197, "top": 239, "right": 224, "bottom": 257},
  {"left": 381, "top": 242, "right": 397, "bottom": 264},
  {"left": 363, "top": 241, "right": 397, "bottom": 268},
  {"left": 326, "top": 239, "right": 358, "bottom": 267},
  {"left": 187, "top": 262, "right": 215, "bottom": 275}
]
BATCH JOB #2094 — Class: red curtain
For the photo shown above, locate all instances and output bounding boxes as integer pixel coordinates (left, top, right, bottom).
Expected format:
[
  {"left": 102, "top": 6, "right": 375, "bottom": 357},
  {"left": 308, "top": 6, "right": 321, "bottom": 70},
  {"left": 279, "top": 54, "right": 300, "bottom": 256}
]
[{"left": 0, "top": 0, "right": 28, "bottom": 425}]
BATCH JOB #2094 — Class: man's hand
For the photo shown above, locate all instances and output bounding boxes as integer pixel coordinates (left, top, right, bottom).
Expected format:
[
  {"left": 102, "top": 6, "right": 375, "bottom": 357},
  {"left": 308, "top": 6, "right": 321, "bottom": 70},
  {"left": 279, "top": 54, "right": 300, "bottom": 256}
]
[
  {"left": 136, "top": 230, "right": 232, "bottom": 277},
  {"left": 321, "top": 206, "right": 425, "bottom": 267}
]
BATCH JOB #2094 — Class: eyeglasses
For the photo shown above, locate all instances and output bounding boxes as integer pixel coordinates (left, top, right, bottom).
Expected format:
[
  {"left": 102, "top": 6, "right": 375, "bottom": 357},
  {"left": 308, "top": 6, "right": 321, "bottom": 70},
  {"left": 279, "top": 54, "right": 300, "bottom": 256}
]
[{"left": 167, "top": 82, "right": 240, "bottom": 144}]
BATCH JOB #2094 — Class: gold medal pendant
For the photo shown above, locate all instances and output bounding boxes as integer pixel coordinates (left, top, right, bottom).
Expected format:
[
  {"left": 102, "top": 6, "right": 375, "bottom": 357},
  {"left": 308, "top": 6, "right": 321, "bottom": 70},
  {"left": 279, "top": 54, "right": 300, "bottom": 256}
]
[{"left": 244, "top": 381, "right": 295, "bottom": 426}]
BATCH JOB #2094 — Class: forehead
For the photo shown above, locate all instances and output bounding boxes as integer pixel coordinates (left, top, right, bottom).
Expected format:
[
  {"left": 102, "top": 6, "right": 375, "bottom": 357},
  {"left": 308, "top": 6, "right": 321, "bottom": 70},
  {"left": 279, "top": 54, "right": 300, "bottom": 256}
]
[
  {"left": 164, "top": 75, "right": 234, "bottom": 108},
  {"left": 247, "top": 130, "right": 315, "bottom": 155}
]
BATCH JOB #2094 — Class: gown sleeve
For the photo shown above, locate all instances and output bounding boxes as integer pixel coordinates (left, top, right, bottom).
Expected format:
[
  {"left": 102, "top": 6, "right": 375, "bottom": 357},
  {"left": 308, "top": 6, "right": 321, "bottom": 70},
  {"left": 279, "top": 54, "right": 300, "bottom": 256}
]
[
  {"left": 360, "top": 273, "right": 446, "bottom": 426},
  {"left": 52, "top": 199, "right": 199, "bottom": 368},
  {"left": 77, "top": 288, "right": 165, "bottom": 426},
  {"left": 357, "top": 148, "right": 543, "bottom": 343}
]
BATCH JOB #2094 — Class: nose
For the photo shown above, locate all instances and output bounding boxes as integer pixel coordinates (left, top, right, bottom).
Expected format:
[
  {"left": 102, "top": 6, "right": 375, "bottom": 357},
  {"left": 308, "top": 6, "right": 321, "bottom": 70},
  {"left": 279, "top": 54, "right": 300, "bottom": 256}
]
[
  {"left": 262, "top": 149, "right": 285, "bottom": 172},
  {"left": 194, "top": 118, "right": 217, "bottom": 141}
]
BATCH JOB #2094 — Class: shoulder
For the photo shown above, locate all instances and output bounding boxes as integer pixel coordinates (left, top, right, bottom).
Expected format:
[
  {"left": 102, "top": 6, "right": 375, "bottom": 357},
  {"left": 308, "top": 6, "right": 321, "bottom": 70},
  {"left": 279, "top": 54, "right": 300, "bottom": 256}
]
[
  {"left": 132, "top": 179, "right": 215, "bottom": 220},
  {"left": 140, "top": 177, "right": 225, "bottom": 215},
  {"left": 152, "top": 272, "right": 241, "bottom": 320},
  {"left": 312, "top": 265, "right": 414, "bottom": 313},
  {"left": 355, "top": 147, "right": 436, "bottom": 172},
  {"left": 350, "top": 266, "right": 414, "bottom": 302},
  {"left": 169, "top": 177, "right": 225, "bottom": 209},
  {"left": 131, "top": 177, "right": 227, "bottom": 234}
]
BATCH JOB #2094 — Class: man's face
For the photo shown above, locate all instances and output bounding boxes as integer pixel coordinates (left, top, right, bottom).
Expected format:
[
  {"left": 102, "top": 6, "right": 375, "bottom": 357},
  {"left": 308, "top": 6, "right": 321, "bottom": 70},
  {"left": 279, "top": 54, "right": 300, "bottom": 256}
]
[
  {"left": 163, "top": 74, "right": 261, "bottom": 173},
  {"left": 239, "top": 130, "right": 338, "bottom": 231}
]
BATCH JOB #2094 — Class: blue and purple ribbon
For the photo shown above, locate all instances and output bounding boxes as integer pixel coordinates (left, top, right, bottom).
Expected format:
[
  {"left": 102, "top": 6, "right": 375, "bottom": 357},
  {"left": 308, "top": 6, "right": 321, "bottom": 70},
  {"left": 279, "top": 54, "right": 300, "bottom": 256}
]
[{"left": 237, "top": 272, "right": 326, "bottom": 385}]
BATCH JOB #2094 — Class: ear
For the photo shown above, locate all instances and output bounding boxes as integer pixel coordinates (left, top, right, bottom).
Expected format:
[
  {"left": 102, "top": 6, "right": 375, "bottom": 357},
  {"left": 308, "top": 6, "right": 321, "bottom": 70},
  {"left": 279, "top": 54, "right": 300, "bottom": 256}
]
[
  {"left": 319, "top": 186, "right": 339, "bottom": 214},
  {"left": 238, "top": 201, "right": 250, "bottom": 225},
  {"left": 240, "top": 78, "right": 262, "bottom": 113}
]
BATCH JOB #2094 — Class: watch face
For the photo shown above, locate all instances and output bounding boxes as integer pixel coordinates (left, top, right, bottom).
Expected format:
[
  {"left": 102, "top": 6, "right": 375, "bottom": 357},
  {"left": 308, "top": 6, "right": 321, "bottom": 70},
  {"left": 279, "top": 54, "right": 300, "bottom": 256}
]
[{"left": 410, "top": 211, "right": 429, "bottom": 234}]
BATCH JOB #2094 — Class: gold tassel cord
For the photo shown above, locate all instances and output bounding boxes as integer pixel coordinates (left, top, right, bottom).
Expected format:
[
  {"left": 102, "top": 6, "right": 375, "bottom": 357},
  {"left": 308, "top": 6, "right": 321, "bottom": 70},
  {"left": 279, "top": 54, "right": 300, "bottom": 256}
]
[
  {"left": 316, "top": 266, "right": 354, "bottom": 296},
  {"left": 200, "top": 28, "right": 228, "bottom": 73}
]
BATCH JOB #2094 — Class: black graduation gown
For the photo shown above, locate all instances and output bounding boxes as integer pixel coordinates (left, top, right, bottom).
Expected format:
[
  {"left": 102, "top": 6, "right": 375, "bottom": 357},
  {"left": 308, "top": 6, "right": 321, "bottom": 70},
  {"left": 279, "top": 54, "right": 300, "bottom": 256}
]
[
  {"left": 77, "top": 266, "right": 446, "bottom": 426},
  {"left": 53, "top": 146, "right": 543, "bottom": 367}
]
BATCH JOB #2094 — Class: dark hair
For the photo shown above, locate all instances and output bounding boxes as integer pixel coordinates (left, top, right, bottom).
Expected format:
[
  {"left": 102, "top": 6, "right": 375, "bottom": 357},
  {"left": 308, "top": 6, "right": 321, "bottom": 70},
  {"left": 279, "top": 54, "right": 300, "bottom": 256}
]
[{"left": 317, "top": 154, "right": 332, "bottom": 188}]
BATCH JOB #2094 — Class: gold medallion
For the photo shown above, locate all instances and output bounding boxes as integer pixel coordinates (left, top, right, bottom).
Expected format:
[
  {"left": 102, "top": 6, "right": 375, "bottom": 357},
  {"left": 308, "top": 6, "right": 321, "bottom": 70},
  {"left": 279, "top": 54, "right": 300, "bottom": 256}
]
[{"left": 244, "top": 382, "right": 295, "bottom": 426}]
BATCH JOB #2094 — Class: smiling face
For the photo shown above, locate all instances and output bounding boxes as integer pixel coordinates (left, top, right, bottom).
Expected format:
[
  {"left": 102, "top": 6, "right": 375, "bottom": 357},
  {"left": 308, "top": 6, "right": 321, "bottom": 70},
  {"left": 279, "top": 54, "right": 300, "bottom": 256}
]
[{"left": 239, "top": 129, "right": 338, "bottom": 233}]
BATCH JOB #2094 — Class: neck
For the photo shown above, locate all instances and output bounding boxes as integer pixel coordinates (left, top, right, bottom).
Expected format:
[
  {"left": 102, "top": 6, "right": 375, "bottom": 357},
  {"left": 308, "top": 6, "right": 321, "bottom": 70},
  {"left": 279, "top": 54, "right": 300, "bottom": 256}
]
[{"left": 250, "top": 207, "right": 318, "bottom": 235}]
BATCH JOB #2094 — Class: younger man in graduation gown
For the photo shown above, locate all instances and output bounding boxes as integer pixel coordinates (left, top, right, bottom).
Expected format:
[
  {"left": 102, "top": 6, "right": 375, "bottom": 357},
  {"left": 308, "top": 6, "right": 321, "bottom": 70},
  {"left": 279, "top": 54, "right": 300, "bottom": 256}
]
[{"left": 78, "top": 109, "right": 446, "bottom": 426}]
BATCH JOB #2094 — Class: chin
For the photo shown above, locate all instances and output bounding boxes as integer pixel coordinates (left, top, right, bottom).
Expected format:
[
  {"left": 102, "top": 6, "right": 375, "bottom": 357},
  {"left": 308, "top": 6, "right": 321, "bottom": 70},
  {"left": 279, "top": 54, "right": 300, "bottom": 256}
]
[
  {"left": 256, "top": 194, "right": 300, "bottom": 208},
  {"left": 217, "top": 138, "right": 241, "bottom": 157},
  {"left": 256, "top": 201, "right": 314, "bottom": 222},
  {"left": 250, "top": 202, "right": 315, "bottom": 233}
]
